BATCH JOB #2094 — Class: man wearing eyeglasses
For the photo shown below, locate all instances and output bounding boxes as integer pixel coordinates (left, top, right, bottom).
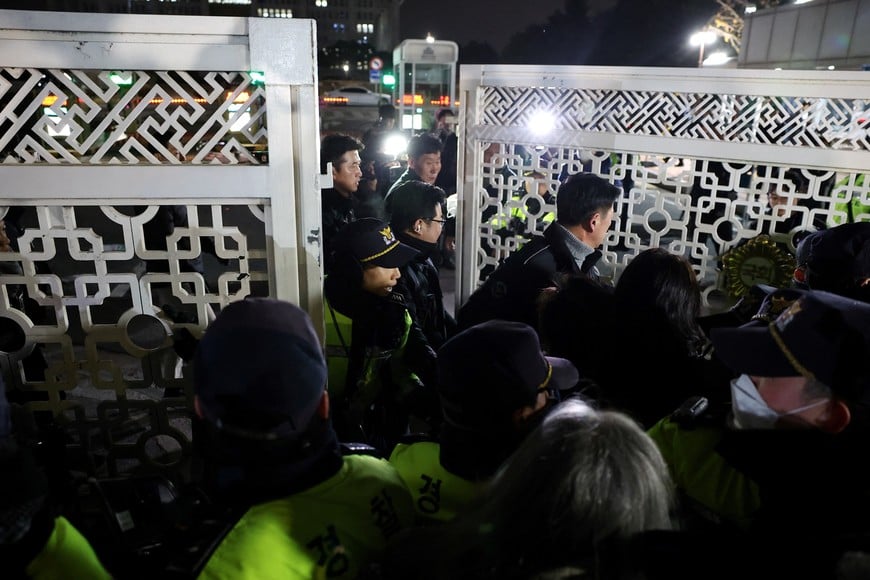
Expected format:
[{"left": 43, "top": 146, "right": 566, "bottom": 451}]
[{"left": 386, "top": 180, "right": 456, "bottom": 351}]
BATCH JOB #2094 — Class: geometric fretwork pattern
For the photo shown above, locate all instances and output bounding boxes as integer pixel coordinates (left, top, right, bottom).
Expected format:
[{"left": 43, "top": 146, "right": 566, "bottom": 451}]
[
  {"left": 0, "top": 69, "right": 267, "bottom": 164},
  {"left": 480, "top": 87, "right": 870, "bottom": 150},
  {"left": 474, "top": 142, "right": 869, "bottom": 307},
  {"left": 0, "top": 203, "right": 270, "bottom": 478}
]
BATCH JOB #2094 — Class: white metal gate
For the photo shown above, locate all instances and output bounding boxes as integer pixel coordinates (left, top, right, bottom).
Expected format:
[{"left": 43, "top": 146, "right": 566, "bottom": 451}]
[
  {"left": 0, "top": 9, "right": 323, "bottom": 479},
  {"left": 455, "top": 65, "right": 870, "bottom": 310}
]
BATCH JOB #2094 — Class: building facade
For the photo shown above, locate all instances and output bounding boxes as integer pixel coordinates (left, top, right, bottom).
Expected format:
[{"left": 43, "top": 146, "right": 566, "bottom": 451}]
[
  {"left": 739, "top": 0, "right": 870, "bottom": 70},
  {"left": 0, "top": 0, "right": 401, "bottom": 74}
]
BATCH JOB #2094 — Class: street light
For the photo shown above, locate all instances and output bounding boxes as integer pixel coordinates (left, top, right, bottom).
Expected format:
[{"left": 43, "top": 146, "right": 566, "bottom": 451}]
[
  {"left": 703, "top": 51, "right": 730, "bottom": 66},
  {"left": 689, "top": 29, "right": 717, "bottom": 68},
  {"left": 426, "top": 33, "right": 435, "bottom": 43}
]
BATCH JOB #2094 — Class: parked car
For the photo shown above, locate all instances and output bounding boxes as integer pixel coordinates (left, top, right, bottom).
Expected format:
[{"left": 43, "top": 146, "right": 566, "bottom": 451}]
[{"left": 321, "top": 85, "right": 392, "bottom": 106}]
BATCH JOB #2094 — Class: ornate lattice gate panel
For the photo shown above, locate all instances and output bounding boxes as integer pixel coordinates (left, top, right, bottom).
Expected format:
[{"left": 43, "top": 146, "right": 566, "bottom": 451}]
[
  {"left": 456, "top": 66, "right": 870, "bottom": 310},
  {"left": 0, "top": 10, "right": 323, "bottom": 480}
]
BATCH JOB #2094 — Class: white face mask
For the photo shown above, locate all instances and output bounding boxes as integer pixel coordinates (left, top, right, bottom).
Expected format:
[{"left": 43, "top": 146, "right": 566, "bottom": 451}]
[{"left": 729, "top": 374, "right": 827, "bottom": 430}]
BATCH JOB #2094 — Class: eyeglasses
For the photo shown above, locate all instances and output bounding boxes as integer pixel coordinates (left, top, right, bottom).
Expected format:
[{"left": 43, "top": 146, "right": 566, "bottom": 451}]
[{"left": 425, "top": 218, "right": 447, "bottom": 226}]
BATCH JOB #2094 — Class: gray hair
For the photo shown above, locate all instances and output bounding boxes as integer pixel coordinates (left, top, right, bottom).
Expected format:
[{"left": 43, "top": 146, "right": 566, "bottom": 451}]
[
  {"left": 484, "top": 399, "right": 675, "bottom": 548},
  {"left": 383, "top": 399, "right": 675, "bottom": 579}
]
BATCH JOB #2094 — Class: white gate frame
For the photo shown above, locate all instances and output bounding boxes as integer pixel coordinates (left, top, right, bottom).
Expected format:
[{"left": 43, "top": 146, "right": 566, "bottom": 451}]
[{"left": 0, "top": 9, "right": 325, "bottom": 331}]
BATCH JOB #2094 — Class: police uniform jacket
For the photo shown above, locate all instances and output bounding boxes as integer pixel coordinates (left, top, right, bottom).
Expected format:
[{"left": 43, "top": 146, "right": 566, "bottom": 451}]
[
  {"left": 200, "top": 454, "right": 415, "bottom": 580},
  {"left": 649, "top": 409, "right": 870, "bottom": 576}
]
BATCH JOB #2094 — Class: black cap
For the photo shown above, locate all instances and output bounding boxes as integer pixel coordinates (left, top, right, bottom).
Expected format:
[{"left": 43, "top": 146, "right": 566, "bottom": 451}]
[
  {"left": 336, "top": 218, "right": 419, "bottom": 268},
  {"left": 194, "top": 298, "right": 326, "bottom": 439},
  {"left": 712, "top": 290, "right": 870, "bottom": 405},
  {"left": 436, "top": 320, "right": 579, "bottom": 429},
  {"left": 801, "top": 223, "right": 870, "bottom": 290}
]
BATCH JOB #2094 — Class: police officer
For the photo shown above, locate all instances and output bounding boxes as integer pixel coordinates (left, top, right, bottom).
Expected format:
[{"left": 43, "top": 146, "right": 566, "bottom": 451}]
[
  {"left": 0, "top": 376, "right": 110, "bottom": 579},
  {"left": 193, "top": 298, "right": 415, "bottom": 579},
  {"left": 649, "top": 289, "right": 870, "bottom": 578},
  {"left": 324, "top": 218, "right": 439, "bottom": 452},
  {"left": 389, "top": 320, "right": 579, "bottom": 521}
]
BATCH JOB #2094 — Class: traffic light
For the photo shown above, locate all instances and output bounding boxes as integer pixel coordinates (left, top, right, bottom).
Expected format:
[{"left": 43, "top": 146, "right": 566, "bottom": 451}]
[
  {"left": 109, "top": 71, "right": 133, "bottom": 86},
  {"left": 383, "top": 73, "right": 396, "bottom": 87}
]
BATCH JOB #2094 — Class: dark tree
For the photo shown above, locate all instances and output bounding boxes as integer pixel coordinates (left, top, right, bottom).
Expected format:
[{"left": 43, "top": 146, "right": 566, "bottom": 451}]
[
  {"left": 499, "top": 0, "right": 717, "bottom": 67},
  {"left": 459, "top": 41, "right": 501, "bottom": 65},
  {"left": 501, "top": 0, "right": 593, "bottom": 65},
  {"left": 585, "top": 0, "right": 712, "bottom": 66}
]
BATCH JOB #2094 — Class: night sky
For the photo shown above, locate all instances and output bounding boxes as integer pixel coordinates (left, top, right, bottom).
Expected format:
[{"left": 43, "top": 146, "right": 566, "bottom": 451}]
[
  {"left": 400, "top": 0, "right": 568, "bottom": 52},
  {"left": 398, "top": 0, "right": 715, "bottom": 67}
]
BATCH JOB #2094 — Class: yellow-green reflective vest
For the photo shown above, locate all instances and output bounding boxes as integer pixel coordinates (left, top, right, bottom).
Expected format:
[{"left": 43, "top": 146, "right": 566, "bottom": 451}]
[
  {"left": 199, "top": 454, "right": 415, "bottom": 580},
  {"left": 831, "top": 174, "right": 870, "bottom": 225},
  {"left": 324, "top": 298, "right": 353, "bottom": 402},
  {"left": 389, "top": 441, "right": 488, "bottom": 523},
  {"left": 324, "top": 298, "right": 417, "bottom": 407},
  {"left": 26, "top": 516, "right": 111, "bottom": 580},
  {"left": 647, "top": 417, "right": 761, "bottom": 531}
]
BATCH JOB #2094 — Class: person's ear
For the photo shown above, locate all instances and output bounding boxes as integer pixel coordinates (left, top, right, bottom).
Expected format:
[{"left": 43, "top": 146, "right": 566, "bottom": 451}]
[
  {"left": 317, "top": 391, "right": 330, "bottom": 419},
  {"left": 511, "top": 393, "right": 548, "bottom": 426},
  {"left": 818, "top": 399, "right": 850, "bottom": 434},
  {"left": 413, "top": 218, "right": 424, "bottom": 234},
  {"left": 586, "top": 211, "right": 601, "bottom": 232}
]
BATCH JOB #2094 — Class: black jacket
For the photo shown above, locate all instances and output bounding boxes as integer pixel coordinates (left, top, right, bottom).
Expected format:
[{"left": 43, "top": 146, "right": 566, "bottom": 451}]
[
  {"left": 457, "top": 222, "right": 602, "bottom": 331},
  {"left": 393, "top": 232, "right": 456, "bottom": 349},
  {"left": 321, "top": 188, "right": 358, "bottom": 274}
]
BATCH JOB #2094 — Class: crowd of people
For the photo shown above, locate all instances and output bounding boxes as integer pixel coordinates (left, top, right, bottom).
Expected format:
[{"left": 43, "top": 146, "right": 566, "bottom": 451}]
[{"left": 4, "top": 111, "right": 870, "bottom": 579}]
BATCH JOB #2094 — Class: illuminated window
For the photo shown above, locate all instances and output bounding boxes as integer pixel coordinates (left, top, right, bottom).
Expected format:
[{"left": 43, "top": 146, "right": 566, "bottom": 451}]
[
  {"left": 257, "top": 7, "right": 292, "bottom": 17},
  {"left": 208, "top": 0, "right": 252, "bottom": 4}
]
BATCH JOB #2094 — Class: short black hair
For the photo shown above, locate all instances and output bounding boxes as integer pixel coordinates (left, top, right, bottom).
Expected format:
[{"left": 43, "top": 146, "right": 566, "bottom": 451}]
[
  {"left": 556, "top": 173, "right": 621, "bottom": 227},
  {"left": 320, "top": 134, "right": 363, "bottom": 174},
  {"left": 387, "top": 180, "right": 446, "bottom": 233},
  {"left": 436, "top": 108, "right": 455, "bottom": 121},
  {"left": 408, "top": 133, "right": 442, "bottom": 160}
]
